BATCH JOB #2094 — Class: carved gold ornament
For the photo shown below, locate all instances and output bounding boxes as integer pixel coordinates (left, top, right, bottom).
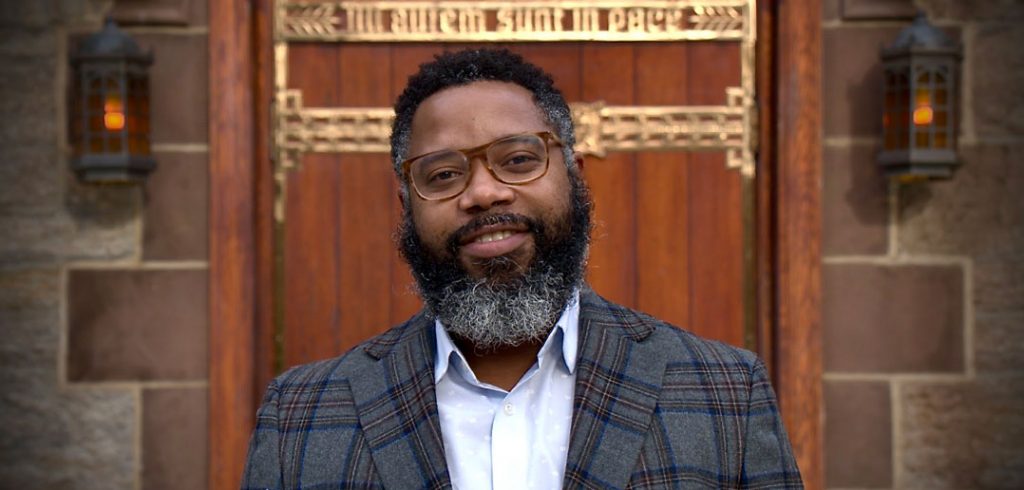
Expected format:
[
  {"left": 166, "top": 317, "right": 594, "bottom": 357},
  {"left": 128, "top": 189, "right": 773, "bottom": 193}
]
[
  {"left": 276, "top": 87, "right": 754, "bottom": 171},
  {"left": 280, "top": 1, "right": 748, "bottom": 42}
]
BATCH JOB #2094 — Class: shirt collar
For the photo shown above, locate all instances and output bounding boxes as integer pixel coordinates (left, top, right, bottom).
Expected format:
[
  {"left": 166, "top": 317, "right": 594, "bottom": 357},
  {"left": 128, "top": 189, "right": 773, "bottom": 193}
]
[{"left": 434, "top": 289, "right": 580, "bottom": 383}]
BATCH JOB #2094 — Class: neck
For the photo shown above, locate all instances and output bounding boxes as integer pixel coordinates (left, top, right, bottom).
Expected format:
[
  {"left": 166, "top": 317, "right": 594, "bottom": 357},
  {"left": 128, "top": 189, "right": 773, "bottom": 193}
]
[{"left": 455, "top": 339, "right": 543, "bottom": 391}]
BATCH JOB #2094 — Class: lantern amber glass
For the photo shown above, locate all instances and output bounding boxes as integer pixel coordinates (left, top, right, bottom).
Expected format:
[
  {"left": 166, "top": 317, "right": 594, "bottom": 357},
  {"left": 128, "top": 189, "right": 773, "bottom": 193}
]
[
  {"left": 104, "top": 94, "right": 125, "bottom": 131},
  {"left": 913, "top": 106, "right": 934, "bottom": 126}
]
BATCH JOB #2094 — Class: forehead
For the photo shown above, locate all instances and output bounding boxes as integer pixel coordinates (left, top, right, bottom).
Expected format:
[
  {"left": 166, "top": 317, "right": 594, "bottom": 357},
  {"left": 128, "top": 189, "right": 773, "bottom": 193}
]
[{"left": 407, "top": 81, "right": 551, "bottom": 155}]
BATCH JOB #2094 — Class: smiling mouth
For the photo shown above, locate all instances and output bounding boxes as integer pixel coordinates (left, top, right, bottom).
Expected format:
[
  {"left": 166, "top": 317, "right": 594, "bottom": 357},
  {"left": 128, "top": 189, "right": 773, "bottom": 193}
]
[
  {"left": 448, "top": 214, "right": 538, "bottom": 262},
  {"left": 472, "top": 230, "right": 515, "bottom": 243},
  {"left": 451, "top": 214, "right": 533, "bottom": 246}
]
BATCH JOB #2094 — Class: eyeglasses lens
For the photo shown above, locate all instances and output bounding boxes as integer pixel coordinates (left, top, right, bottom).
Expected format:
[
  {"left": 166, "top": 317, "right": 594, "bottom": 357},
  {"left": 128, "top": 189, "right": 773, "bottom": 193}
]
[{"left": 410, "top": 133, "right": 550, "bottom": 200}]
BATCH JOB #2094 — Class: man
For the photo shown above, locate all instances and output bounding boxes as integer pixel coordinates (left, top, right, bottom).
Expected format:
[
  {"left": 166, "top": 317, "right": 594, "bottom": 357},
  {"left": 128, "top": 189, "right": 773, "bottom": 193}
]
[{"left": 243, "top": 48, "right": 802, "bottom": 489}]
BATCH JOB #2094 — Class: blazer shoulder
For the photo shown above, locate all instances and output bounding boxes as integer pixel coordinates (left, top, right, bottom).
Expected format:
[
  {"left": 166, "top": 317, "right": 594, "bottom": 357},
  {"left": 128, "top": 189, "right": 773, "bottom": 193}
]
[
  {"left": 270, "top": 311, "right": 432, "bottom": 393},
  {"left": 651, "top": 320, "right": 761, "bottom": 370},
  {"left": 583, "top": 289, "right": 761, "bottom": 372}
]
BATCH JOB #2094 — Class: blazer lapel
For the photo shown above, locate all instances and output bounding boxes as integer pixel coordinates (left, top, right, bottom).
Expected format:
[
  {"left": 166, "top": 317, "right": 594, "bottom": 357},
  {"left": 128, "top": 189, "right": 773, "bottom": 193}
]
[
  {"left": 347, "top": 314, "right": 452, "bottom": 489},
  {"left": 564, "top": 291, "right": 667, "bottom": 489}
]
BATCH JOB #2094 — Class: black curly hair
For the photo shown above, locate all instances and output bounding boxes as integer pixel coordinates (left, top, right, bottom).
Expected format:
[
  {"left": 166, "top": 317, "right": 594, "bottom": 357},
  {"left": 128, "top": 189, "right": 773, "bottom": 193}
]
[{"left": 389, "top": 48, "right": 576, "bottom": 182}]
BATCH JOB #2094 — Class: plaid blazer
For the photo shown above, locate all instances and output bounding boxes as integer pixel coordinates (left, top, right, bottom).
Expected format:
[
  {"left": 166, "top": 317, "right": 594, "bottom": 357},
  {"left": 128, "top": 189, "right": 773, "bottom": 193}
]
[{"left": 242, "top": 289, "right": 803, "bottom": 489}]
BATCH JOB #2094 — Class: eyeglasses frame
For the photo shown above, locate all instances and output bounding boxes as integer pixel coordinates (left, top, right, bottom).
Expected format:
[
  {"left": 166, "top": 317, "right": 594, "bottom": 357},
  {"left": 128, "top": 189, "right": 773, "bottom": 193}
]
[{"left": 400, "top": 131, "right": 563, "bottom": 201}]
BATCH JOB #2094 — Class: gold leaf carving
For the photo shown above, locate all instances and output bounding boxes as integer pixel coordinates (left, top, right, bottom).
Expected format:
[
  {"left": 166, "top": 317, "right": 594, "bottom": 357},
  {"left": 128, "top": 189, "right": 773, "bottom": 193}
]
[
  {"left": 283, "top": 3, "right": 339, "bottom": 37},
  {"left": 689, "top": 6, "right": 743, "bottom": 34}
]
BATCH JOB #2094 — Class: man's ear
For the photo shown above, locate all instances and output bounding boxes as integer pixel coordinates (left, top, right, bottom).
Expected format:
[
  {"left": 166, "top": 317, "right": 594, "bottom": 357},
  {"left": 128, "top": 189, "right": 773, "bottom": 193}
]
[{"left": 573, "top": 152, "right": 585, "bottom": 173}]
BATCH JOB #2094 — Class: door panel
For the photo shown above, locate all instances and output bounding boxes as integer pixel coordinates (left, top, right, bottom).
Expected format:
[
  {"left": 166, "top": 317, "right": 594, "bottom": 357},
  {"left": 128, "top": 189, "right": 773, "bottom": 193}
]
[{"left": 280, "top": 42, "right": 745, "bottom": 367}]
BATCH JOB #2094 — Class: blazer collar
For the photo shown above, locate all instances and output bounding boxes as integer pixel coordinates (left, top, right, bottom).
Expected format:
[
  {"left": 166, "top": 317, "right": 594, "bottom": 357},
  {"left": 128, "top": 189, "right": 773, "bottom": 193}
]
[
  {"left": 348, "top": 289, "right": 666, "bottom": 489},
  {"left": 348, "top": 312, "right": 453, "bottom": 489},
  {"left": 564, "top": 288, "right": 667, "bottom": 488}
]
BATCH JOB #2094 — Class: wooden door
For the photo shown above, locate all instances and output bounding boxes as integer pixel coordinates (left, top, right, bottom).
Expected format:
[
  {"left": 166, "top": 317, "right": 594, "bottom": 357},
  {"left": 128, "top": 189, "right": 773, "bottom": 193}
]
[
  {"left": 210, "top": 1, "right": 824, "bottom": 487},
  {"left": 276, "top": 42, "right": 748, "bottom": 369}
]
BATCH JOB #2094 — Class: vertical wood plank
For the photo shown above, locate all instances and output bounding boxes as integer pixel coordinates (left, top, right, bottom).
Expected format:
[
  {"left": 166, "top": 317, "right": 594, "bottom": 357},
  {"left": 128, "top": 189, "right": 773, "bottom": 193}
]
[
  {"left": 208, "top": 0, "right": 254, "bottom": 487},
  {"left": 581, "top": 44, "right": 637, "bottom": 308},
  {"left": 283, "top": 45, "right": 343, "bottom": 365},
  {"left": 684, "top": 42, "right": 744, "bottom": 346},
  {"left": 284, "top": 153, "right": 343, "bottom": 364},
  {"left": 337, "top": 45, "right": 396, "bottom": 352},
  {"left": 685, "top": 152, "right": 744, "bottom": 346},
  {"left": 635, "top": 43, "right": 691, "bottom": 329},
  {"left": 756, "top": 0, "right": 778, "bottom": 375},
  {"left": 253, "top": 0, "right": 277, "bottom": 413},
  {"left": 775, "top": 0, "right": 825, "bottom": 486}
]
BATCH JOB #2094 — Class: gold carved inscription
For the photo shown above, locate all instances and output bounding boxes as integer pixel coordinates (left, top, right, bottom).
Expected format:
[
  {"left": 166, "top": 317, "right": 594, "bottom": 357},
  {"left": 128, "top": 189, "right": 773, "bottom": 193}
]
[{"left": 280, "top": 1, "right": 747, "bottom": 42}]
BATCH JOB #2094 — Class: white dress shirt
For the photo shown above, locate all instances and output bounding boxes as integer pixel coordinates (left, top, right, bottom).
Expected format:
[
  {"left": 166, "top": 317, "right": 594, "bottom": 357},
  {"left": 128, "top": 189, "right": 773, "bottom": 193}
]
[{"left": 433, "top": 291, "right": 579, "bottom": 490}]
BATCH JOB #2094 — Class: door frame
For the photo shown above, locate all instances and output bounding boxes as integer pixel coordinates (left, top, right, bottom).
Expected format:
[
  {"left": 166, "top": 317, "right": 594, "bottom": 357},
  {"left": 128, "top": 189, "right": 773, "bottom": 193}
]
[{"left": 208, "top": 1, "right": 822, "bottom": 488}]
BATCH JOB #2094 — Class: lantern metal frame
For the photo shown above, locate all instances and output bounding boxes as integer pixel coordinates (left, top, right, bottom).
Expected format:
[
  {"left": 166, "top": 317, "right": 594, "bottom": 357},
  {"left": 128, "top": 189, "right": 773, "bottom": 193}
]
[
  {"left": 69, "top": 18, "right": 156, "bottom": 184},
  {"left": 878, "top": 13, "right": 962, "bottom": 181}
]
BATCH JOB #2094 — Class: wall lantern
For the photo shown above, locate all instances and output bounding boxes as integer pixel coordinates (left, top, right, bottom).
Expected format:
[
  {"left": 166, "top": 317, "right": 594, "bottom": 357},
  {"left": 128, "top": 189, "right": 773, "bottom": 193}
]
[
  {"left": 69, "top": 18, "right": 155, "bottom": 184},
  {"left": 878, "top": 13, "right": 962, "bottom": 182}
]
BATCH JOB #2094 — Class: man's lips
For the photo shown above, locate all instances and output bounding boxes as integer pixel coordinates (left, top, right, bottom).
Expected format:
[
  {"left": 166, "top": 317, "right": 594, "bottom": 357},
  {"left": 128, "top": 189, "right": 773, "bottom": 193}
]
[
  {"left": 458, "top": 223, "right": 529, "bottom": 245},
  {"left": 458, "top": 224, "right": 530, "bottom": 259}
]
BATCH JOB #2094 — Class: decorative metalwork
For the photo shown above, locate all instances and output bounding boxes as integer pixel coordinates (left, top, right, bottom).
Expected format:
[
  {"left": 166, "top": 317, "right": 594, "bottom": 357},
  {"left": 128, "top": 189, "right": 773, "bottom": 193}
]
[
  {"left": 278, "top": 1, "right": 748, "bottom": 43},
  {"left": 276, "top": 87, "right": 754, "bottom": 174},
  {"left": 575, "top": 87, "right": 754, "bottom": 173}
]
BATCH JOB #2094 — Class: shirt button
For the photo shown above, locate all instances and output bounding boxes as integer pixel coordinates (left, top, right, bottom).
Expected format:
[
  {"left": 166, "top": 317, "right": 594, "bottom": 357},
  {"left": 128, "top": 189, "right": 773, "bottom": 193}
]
[{"left": 503, "top": 402, "right": 514, "bottom": 415}]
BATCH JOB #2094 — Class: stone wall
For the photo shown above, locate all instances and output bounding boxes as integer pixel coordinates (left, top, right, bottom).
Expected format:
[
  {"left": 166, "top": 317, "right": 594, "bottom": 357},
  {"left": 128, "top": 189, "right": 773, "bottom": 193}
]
[
  {"left": 822, "top": 0, "right": 1024, "bottom": 488},
  {"left": 0, "top": 0, "right": 209, "bottom": 488}
]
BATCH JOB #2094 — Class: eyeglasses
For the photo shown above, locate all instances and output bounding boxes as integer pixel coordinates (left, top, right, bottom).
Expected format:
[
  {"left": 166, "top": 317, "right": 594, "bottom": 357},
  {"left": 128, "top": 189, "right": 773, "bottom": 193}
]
[{"left": 401, "top": 131, "right": 562, "bottom": 201}]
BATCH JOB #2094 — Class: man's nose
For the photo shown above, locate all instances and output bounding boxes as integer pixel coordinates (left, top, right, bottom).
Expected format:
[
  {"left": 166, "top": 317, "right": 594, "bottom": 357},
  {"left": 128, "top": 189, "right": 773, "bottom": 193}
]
[{"left": 456, "top": 158, "right": 515, "bottom": 212}]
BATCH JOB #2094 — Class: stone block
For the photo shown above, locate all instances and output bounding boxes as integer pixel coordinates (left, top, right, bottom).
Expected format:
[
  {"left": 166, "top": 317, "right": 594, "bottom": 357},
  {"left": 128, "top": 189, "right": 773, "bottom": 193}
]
[
  {"left": 0, "top": 267, "right": 60, "bottom": 310},
  {"left": 0, "top": 310, "right": 60, "bottom": 388},
  {"left": 0, "top": 387, "right": 136, "bottom": 490},
  {"left": 143, "top": 151, "right": 208, "bottom": 260},
  {"left": 0, "top": 209, "right": 140, "bottom": 266},
  {"left": 974, "top": 256, "right": 1024, "bottom": 316},
  {"left": 0, "top": 26, "right": 57, "bottom": 57},
  {"left": 56, "top": 0, "right": 113, "bottom": 25},
  {"left": 63, "top": 175, "right": 142, "bottom": 262},
  {"left": 899, "top": 379, "right": 1024, "bottom": 488},
  {"left": 0, "top": 56, "right": 58, "bottom": 147},
  {"left": 900, "top": 144, "right": 1024, "bottom": 260},
  {"left": 67, "top": 268, "right": 208, "bottom": 381},
  {"left": 823, "top": 143, "right": 889, "bottom": 256},
  {"left": 975, "top": 312, "right": 1024, "bottom": 375},
  {"left": 1, "top": 173, "right": 142, "bottom": 265},
  {"left": 0, "top": 2, "right": 58, "bottom": 27},
  {"left": 916, "top": 0, "right": 1024, "bottom": 21},
  {"left": 0, "top": 215, "right": 66, "bottom": 264},
  {"left": 0, "top": 145, "right": 62, "bottom": 213},
  {"left": 0, "top": 268, "right": 60, "bottom": 381},
  {"left": 112, "top": 0, "right": 208, "bottom": 26},
  {"left": 823, "top": 26, "right": 904, "bottom": 137},
  {"left": 841, "top": 0, "right": 917, "bottom": 20},
  {"left": 143, "top": 387, "right": 208, "bottom": 490},
  {"left": 824, "top": 263, "right": 965, "bottom": 373},
  {"left": 825, "top": 379, "right": 892, "bottom": 487},
  {"left": 971, "top": 24, "right": 1024, "bottom": 139},
  {"left": 134, "top": 33, "right": 209, "bottom": 144},
  {"left": 824, "top": 0, "right": 840, "bottom": 21}
]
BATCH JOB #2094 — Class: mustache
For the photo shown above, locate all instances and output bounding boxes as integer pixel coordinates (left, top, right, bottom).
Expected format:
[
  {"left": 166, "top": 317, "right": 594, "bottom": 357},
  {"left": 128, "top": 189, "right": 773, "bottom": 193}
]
[{"left": 444, "top": 213, "right": 543, "bottom": 256}]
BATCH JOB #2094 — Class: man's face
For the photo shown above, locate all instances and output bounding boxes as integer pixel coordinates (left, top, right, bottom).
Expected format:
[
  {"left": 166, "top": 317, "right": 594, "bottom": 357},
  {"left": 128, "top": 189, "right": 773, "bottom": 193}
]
[
  {"left": 404, "top": 81, "right": 575, "bottom": 280},
  {"left": 396, "top": 80, "right": 590, "bottom": 350}
]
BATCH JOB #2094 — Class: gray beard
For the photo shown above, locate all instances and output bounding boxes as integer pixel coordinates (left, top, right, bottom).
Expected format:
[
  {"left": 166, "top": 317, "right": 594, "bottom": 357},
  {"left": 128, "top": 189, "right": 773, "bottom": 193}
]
[
  {"left": 398, "top": 171, "right": 592, "bottom": 353},
  {"left": 431, "top": 264, "right": 576, "bottom": 352}
]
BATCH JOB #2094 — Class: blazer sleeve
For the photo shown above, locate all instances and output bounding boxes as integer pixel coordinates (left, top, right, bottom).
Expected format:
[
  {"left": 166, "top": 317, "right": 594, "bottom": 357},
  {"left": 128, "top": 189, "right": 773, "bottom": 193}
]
[
  {"left": 740, "top": 359, "right": 804, "bottom": 488},
  {"left": 241, "top": 381, "right": 285, "bottom": 490}
]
